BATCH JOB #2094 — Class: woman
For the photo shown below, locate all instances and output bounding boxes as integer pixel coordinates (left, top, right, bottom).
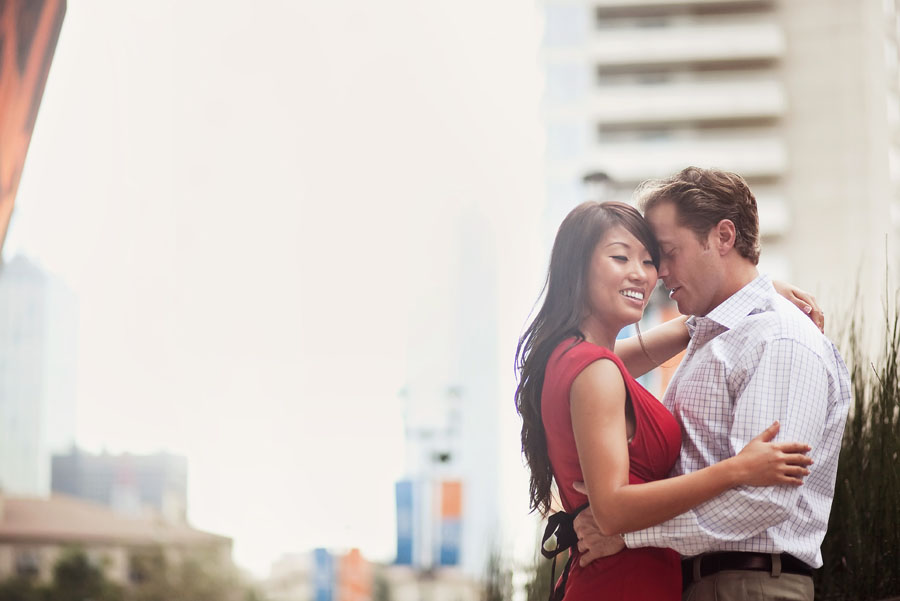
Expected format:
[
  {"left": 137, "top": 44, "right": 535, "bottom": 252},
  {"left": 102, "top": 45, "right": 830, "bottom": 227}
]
[{"left": 515, "top": 201, "right": 813, "bottom": 600}]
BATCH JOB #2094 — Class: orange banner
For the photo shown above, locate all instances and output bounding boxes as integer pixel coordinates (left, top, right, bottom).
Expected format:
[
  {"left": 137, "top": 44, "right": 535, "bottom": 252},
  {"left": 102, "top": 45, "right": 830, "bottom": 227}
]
[
  {"left": 440, "top": 480, "right": 462, "bottom": 518},
  {"left": 657, "top": 303, "right": 685, "bottom": 397},
  {"left": 337, "top": 548, "right": 372, "bottom": 601},
  {"left": 0, "top": 0, "right": 66, "bottom": 253}
]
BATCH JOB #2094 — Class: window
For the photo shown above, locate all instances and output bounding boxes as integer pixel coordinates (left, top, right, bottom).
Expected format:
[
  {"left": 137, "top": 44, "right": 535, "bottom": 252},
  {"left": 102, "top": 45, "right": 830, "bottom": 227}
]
[{"left": 15, "top": 549, "right": 40, "bottom": 577}]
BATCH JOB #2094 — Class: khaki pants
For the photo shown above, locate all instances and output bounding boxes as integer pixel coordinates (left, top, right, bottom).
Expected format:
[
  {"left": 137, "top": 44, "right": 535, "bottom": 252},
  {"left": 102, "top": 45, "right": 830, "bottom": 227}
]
[{"left": 683, "top": 558, "right": 814, "bottom": 601}]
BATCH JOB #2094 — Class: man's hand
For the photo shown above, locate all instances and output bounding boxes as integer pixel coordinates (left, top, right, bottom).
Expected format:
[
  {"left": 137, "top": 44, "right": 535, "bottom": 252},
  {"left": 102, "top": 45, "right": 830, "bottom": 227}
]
[{"left": 572, "top": 481, "right": 626, "bottom": 566}]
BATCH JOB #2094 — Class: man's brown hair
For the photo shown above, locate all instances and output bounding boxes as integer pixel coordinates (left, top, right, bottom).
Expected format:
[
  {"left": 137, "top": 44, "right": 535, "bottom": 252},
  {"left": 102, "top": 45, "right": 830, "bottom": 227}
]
[{"left": 636, "top": 166, "right": 761, "bottom": 265}]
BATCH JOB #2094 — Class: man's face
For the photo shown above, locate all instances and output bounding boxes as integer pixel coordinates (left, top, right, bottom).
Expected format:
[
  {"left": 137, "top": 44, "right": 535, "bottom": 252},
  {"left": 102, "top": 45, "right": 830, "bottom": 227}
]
[{"left": 645, "top": 201, "right": 724, "bottom": 317}]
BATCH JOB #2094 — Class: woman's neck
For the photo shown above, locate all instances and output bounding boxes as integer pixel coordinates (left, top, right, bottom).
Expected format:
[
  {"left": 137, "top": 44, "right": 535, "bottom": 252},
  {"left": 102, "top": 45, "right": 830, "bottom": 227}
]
[{"left": 580, "top": 315, "right": 618, "bottom": 351}]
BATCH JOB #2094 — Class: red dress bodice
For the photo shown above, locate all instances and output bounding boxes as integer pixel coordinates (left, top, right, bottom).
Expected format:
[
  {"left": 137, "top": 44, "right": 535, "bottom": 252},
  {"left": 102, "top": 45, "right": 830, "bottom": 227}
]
[{"left": 542, "top": 339, "right": 682, "bottom": 600}]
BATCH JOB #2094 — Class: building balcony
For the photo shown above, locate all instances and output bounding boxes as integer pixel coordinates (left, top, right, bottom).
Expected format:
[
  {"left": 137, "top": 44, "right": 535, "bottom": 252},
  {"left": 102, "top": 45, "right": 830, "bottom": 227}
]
[
  {"left": 588, "top": 79, "right": 785, "bottom": 125},
  {"left": 591, "top": 0, "right": 771, "bottom": 8},
  {"left": 581, "top": 22, "right": 784, "bottom": 67},
  {"left": 572, "top": 133, "right": 787, "bottom": 181}
]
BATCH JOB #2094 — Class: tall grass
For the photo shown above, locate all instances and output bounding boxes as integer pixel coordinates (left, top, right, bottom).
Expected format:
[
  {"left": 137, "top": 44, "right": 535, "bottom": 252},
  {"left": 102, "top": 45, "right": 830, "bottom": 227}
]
[{"left": 815, "top": 293, "right": 900, "bottom": 600}]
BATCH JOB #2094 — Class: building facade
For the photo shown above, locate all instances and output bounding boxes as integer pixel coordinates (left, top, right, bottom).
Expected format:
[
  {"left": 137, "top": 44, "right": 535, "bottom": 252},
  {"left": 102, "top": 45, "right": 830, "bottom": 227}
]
[
  {"left": 0, "top": 255, "right": 77, "bottom": 496},
  {"left": 541, "top": 0, "right": 900, "bottom": 310},
  {"left": 51, "top": 448, "right": 188, "bottom": 523},
  {"left": 396, "top": 207, "right": 502, "bottom": 578},
  {"left": 0, "top": 492, "right": 230, "bottom": 586}
]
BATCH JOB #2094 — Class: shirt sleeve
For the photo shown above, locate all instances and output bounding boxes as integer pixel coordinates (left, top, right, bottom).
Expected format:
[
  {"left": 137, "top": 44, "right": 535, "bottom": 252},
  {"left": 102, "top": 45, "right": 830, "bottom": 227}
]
[{"left": 624, "top": 337, "right": 829, "bottom": 555}]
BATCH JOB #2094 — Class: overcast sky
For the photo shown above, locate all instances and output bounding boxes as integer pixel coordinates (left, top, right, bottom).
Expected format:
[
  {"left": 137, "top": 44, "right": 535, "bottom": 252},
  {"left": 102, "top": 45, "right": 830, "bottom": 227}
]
[{"left": 6, "top": 1, "right": 546, "bottom": 576}]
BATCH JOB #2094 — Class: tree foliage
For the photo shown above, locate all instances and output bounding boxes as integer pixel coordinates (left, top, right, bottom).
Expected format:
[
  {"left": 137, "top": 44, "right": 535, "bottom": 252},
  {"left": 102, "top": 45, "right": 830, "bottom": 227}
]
[{"left": 0, "top": 547, "right": 267, "bottom": 601}]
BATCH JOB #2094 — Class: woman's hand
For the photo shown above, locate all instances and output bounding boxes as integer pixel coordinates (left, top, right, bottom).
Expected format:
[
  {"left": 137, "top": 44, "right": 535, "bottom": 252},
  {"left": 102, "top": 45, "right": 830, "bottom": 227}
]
[
  {"left": 734, "top": 421, "right": 813, "bottom": 487},
  {"left": 772, "top": 280, "right": 825, "bottom": 332}
]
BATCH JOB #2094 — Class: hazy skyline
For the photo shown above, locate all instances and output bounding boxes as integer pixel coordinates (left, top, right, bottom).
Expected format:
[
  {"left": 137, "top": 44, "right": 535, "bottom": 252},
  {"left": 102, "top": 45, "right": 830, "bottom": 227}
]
[{"left": 4, "top": 1, "right": 547, "bottom": 576}]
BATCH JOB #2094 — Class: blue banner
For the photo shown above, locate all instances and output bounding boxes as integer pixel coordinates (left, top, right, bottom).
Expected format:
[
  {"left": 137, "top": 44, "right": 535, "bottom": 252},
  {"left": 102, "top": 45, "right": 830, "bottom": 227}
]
[
  {"left": 439, "top": 518, "right": 461, "bottom": 566},
  {"left": 313, "top": 548, "right": 334, "bottom": 601},
  {"left": 395, "top": 480, "right": 414, "bottom": 565}
]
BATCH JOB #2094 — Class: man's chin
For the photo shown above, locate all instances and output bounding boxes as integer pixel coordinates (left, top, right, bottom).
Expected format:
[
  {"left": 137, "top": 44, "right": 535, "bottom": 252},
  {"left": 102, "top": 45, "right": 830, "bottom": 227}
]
[{"left": 673, "top": 300, "right": 691, "bottom": 316}]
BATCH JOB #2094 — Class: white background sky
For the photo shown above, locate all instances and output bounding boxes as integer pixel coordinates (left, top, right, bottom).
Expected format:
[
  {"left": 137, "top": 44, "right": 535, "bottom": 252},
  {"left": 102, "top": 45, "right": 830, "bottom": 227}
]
[{"left": 6, "top": 1, "right": 547, "bottom": 577}]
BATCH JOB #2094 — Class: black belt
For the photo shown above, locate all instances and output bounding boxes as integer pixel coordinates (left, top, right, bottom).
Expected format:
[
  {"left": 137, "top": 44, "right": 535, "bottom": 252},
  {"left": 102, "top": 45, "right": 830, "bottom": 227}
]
[
  {"left": 681, "top": 552, "right": 813, "bottom": 589},
  {"left": 541, "top": 502, "right": 590, "bottom": 601}
]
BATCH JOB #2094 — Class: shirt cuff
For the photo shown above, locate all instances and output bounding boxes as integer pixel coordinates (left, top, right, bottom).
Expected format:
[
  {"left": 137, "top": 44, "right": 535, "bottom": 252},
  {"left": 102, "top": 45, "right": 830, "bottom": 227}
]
[{"left": 622, "top": 531, "right": 641, "bottom": 549}]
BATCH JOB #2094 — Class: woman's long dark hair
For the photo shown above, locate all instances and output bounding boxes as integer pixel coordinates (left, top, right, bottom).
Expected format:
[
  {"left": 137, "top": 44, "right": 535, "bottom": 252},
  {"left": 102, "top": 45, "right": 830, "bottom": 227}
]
[{"left": 514, "top": 201, "right": 659, "bottom": 515}]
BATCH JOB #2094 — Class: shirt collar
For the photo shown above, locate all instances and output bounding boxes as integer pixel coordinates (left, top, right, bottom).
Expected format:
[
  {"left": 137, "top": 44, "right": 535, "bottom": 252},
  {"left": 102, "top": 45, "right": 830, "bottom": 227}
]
[{"left": 685, "top": 274, "right": 775, "bottom": 336}]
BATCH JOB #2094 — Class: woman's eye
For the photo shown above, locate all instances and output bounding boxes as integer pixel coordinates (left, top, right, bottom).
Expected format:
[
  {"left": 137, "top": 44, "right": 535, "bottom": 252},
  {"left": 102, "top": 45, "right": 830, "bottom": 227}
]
[
  {"left": 611, "top": 256, "right": 628, "bottom": 262},
  {"left": 643, "top": 260, "right": 656, "bottom": 267}
]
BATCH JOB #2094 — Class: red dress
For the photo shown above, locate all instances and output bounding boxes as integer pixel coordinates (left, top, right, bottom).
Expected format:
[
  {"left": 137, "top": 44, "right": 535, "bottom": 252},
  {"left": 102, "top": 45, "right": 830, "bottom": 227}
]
[{"left": 542, "top": 339, "right": 682, "bottom": 600}]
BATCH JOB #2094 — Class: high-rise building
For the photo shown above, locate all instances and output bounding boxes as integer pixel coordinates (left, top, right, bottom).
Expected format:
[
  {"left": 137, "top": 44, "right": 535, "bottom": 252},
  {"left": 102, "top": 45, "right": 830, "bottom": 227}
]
[
  {"left": 51, "top": 448, "right": 188, "bottom": 523},
  {"left": 541, "top": 0, "right": 900, "bottom": 305},
  {"left": 0, "top": 255, "right": 77, "bottom": 495},
  {"left": 396, "top": 207, "right": 501, "bottom": 578}
]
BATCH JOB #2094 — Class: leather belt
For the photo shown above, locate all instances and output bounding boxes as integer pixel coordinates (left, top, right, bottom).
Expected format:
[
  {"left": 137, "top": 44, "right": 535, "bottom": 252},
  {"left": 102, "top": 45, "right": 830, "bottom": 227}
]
[{"left": 681, "top": 552, "right": 813, "bottom": 589}]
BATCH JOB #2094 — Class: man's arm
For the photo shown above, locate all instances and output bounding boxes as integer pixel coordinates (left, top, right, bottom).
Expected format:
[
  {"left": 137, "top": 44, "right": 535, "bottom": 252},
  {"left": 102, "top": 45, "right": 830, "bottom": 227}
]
[{"left": 622, "top": 338, "right": 829, "bottom": 556}]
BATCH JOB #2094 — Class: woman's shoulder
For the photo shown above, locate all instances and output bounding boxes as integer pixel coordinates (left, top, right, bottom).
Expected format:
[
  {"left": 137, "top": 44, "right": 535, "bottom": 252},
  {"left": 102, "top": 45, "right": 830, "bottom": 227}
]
[{"left": 548, "top": 338, "right": 623, "bottom": 376}]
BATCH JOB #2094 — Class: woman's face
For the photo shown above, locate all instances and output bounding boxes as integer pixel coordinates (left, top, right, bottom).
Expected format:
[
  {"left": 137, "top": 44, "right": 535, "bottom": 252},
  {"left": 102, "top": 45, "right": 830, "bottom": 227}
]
[{"left": 584, "top": 225, "right": 658, "bottom": 331}]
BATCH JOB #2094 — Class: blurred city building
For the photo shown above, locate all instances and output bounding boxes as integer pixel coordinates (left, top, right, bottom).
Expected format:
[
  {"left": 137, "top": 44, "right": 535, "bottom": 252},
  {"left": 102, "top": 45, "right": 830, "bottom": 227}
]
[
  {"left": 541, "top": 0, "right": 900, "bottom": 302},
  {"left": 0, "top": 491, "right": 230, "bottom": 585},
  {"left": 265, "top": 548, "right": 376, "bottom": 601},
  {"left": 51, "top": 448, "right": 188, "bottom": 523},
  {"left": 378, "top": 565, "right": 480, "bottom": 601},
  {"left": 0, "top": 255, "right": 76, "bottom": 496},
  {"left": 264, "top": 549, "right": 481, "bottom": 601},
  {"left": 395, "top": 207, "right": 502, "bottom": 578}
]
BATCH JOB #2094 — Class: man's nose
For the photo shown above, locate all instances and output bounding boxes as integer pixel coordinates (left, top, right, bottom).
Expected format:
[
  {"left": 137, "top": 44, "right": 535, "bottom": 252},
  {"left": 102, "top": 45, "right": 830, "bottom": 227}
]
[{"left": 657, "top": 259, "right": 669, "bottom": 278}]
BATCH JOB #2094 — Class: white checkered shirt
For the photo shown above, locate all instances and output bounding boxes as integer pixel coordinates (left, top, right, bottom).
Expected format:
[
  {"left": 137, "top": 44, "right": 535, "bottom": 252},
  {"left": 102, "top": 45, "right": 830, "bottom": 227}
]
[{"left": 623, "top": 275, "right": 851, "bottom": 568}]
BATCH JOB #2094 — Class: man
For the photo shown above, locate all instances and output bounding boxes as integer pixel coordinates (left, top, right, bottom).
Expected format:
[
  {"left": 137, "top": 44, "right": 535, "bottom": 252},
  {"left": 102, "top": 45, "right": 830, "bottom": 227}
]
[{"left": 575, "top": 167, "right": 851, "bottom": 601}]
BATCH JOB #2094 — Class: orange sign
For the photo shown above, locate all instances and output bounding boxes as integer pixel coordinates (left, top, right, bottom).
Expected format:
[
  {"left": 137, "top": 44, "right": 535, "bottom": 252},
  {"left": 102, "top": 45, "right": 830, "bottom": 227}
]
[
  {"left": 657, "top": 303, "right": 685, "bottom": 396},
  {"left": 0, "top": 0, "right": 66, "bottom": 253},
  {"left": 337, "top": 548, "right": 372, "bottom": 601},
  {"left": 440, "top": 480, "right": 462, "bottom": 518}
]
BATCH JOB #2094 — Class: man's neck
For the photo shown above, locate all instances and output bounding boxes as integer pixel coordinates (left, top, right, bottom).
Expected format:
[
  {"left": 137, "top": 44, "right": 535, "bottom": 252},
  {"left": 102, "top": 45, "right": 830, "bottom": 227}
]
[{"left": 704, "top": 259, "right": 759, "bottom": 316}]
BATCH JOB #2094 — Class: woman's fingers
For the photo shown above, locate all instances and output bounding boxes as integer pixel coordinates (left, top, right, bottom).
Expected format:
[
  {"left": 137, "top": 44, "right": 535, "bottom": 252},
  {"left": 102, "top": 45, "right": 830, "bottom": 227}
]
[
  {"left": 783, "top": 465, "right": 811, "bottom": 478},
  {"left": 751, "top": 420, "right": 780, "bottom": 443},
  {"left": 792, "top": 288, "right": 825, "bottom": 332},
  {"left": 776, "top": 441, "right": 812, "bottom": 454},
  {"left": 779, "top": 451, "right": 814, "bottom": 466}
]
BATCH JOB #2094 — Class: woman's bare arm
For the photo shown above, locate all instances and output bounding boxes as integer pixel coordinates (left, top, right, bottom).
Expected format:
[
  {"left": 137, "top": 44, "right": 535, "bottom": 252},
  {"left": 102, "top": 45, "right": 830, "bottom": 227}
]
[
  {"left": 617, "top": 282, "right": 822, "bottom": 377},
  {"left": 570, "top": 360, "right": 811, "bottom": 536},
  {"left": 614, "top": 316, "right": 689, "bottom": 378}
]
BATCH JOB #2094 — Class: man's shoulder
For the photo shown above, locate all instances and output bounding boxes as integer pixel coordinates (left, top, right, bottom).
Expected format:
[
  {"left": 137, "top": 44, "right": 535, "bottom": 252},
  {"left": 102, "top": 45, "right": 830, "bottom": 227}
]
[{"left": 727, "top": 294, "right": 830, "bottom": 353}]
